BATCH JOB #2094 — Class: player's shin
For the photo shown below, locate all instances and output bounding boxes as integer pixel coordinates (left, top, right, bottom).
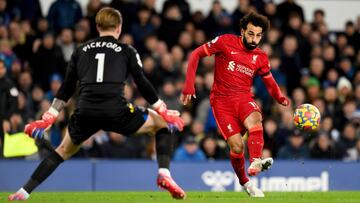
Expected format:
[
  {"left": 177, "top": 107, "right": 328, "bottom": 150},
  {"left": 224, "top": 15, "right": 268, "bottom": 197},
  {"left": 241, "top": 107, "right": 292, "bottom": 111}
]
[
  {"left": 230, "top": 151, "right": 249, "bottom": 185},
  {"left": 247, "top": 125, "right": 264, "bottom": 162},
  {"left": 155, "top": 128, "right": 173, "bottom": 171},
  {"left": 155, "top": 128, "right": 186, "bottom": 199},
  {"left": 23, "top": 151, "right": 64, "bottom": 194}
]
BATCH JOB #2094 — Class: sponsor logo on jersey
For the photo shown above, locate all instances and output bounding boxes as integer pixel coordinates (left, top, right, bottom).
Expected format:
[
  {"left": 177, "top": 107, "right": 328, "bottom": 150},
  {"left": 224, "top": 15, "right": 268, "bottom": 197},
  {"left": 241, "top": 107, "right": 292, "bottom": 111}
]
[
  {"left": 227, "top": 61, "right": 254, "bottom": 77},
  {"left": 227, "top": 61, "right": 235, "bottom": 71}
]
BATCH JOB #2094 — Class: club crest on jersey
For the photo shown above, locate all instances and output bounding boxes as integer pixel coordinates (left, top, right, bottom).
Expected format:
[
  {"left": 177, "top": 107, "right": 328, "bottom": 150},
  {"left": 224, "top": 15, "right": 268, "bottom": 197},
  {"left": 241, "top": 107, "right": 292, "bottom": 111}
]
[
  {"left": 251, "top": 55, "right": 258, "bottom": 64},
  {"left": 227, "top": 124, "right": 233, "bottom": 133}
]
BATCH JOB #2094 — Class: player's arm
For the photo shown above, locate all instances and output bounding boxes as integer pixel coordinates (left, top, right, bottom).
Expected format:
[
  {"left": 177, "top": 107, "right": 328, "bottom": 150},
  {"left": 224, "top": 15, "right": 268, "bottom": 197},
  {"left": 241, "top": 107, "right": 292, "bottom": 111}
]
[
  {"left": 181, "top": 36, "right": 222, "bottom": 105},
  {"left": 127, "top": 46, "right": 184, "bottom": 131},
  {"left": 261, "top": 71, "right": 289, "bottom": 106},
  {"left": 24, "top": 50, "right": 79, "bottom": 138},
  {"left": 180, "top": 45, "right": 207, "bottom": 105}
]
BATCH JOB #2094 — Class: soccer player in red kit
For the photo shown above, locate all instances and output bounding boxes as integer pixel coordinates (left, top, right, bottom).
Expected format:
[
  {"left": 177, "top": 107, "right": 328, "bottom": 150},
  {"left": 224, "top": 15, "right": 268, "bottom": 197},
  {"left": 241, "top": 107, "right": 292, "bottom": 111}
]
[{"left": 181, "top": 13, "right": 290, "bottom": 197}]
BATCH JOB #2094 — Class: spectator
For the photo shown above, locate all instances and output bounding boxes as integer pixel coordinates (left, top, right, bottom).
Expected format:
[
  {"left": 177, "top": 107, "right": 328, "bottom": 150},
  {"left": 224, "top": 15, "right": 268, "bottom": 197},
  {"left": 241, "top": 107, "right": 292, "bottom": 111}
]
[
  {"left": 311, "top": 9, "right": 326, "bottom": 30},
  {"left": 57, "top": 28, "right": 75, "bottom": 63},
  {"left": 159, "top": 80, "right": 181, "bottom": 111},
  {"left": 74, "top": 25, "right": 89, "bottom": 47},
  {"left": 292, "top": 87, "right": 306, "bottom": 108},
  {"left": 277, "top": 129, "right": 310, "bottom": 160},
  {"left": 305, "top": 77, "right": 321, "bottom": 103},
  {"left": 310, "top": 132, "right": 337, "bottom": 159},
  {"left": 280, "top": 35, "right": 301, "bottom": 94},
  {"left": 337, "top": 76, "right": 353, "bottom": 103},
  {"left": 86, "top": 0, "right": 106, "bottom": 38},
  {"left": 131, "top": 6, "right": 156, "bottom": 52},
  {"left": 276, "top": 0, "right": 304, "bottom": 28},
  {"left": 8, "top": 0, "right": 42, "bottom": 27},
  {"left": 263, "top": 118, "right": 283, "bottom": 157},
  {"left": 158, "top": 4, "right": 185, "bottom": 48},
  {"left": 0, "top": 59, "right": 18, "bottom": 157},
  {"left": 323, "top": 68, "right": 339, "bottom": 88},
  {"left": 203, "top": 0, "right": 233, "bottom": 38},
  {"left": 0, "top": 39, "right": 19, "bottom": 73},
  {"left": 344, "top": 21, "right": 360, "bottom": 53},
  {"left": 45, "top": 73, "right": 62, "bottom": 102},
  {"left": 319, "top": 116, "right": 340, "bottom": 142},
  {"left": 31, "top": 33, "right": 66, "bottom": 91},
  {"left": 336, "top": 123, "right": 358, "bottom": 160},
  {"left": 232, "top": 0, "right": 252, "bottom": 34},
  {"left": 338, "top": 99, "right": 357, "bottom": 131},
  {"left": 200, "top": 136, "right": 228, "bottom": 160},
  {"left": 173, "top": 135, "right": 206, "bottom": 161},
  {"left": 0, "top": 0, "right": 10, "bottom": 26},
  {"left": 47, "top": 0, "right": 83, "bottom": 33},
  {"left": 9, "top": 21, "right": 35, "bottom": 64}
]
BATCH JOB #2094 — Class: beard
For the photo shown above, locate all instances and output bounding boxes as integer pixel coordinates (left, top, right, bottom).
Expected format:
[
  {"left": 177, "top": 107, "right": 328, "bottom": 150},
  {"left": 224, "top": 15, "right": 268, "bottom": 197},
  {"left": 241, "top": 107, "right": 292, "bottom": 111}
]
[{"left": 242, "top": 37, "right": 258, "bottom": 50}]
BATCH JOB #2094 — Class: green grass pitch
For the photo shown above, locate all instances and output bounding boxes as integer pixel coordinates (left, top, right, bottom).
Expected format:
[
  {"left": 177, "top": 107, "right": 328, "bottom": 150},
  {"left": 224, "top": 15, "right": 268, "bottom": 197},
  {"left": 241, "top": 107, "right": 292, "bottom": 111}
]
[{"left": 1, "top": 191, "right": 360, "bottom": 203}]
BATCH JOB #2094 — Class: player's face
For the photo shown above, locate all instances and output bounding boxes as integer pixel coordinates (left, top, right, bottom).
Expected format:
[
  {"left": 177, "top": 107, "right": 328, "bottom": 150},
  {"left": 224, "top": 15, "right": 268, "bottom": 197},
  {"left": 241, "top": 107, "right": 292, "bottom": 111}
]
[{"left": 241, "top": 23, "right": 263, "bottom": 50}]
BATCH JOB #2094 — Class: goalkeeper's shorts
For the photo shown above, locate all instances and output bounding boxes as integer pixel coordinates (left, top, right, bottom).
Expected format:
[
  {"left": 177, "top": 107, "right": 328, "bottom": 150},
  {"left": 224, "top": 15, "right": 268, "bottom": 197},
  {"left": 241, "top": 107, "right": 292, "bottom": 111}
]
[{"left": 68, "top": 104, "right": 148, "bottom": 145}]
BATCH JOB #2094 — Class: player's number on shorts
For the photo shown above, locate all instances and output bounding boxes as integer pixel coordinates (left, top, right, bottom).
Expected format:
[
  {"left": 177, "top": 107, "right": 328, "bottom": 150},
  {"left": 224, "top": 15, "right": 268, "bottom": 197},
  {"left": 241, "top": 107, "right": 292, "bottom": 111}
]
[{"left": 95, "top": 53, "right": 105, "bottom": 83}]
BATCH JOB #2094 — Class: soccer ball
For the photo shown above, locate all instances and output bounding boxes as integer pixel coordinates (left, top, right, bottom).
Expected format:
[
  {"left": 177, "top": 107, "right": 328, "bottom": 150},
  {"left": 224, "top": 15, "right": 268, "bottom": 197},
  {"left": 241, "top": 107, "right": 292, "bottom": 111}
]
[{"left": 293, "top": 104, "right": 321, "bottom": 131}]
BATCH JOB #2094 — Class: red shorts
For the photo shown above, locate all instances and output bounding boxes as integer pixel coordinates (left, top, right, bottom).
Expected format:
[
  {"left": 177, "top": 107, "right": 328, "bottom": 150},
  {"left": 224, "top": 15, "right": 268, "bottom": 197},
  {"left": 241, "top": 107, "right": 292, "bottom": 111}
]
[{"left": 210, "top": 96, "right": 262, "bottom": 140}]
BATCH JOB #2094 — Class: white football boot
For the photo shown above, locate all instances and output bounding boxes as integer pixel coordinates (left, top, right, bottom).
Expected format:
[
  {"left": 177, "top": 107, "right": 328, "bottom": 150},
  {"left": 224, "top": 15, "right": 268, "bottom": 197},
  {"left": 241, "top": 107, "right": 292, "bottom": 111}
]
[
  {"left": 247, "top": 157, "right": 274, "bottom": 176},
  {"left": 244, "top": 181, "right": 264, "bottom": 197}
]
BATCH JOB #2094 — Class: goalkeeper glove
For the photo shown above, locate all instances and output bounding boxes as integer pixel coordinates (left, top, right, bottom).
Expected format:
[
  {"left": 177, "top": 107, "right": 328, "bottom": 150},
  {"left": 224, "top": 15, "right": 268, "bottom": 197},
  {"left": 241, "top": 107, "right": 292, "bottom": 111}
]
[
  {"left": 152, "top": 99, "right": 184, "bottom": 131},
  {"left": 24, "top": 107, "right": 59, "bottom": 139}
]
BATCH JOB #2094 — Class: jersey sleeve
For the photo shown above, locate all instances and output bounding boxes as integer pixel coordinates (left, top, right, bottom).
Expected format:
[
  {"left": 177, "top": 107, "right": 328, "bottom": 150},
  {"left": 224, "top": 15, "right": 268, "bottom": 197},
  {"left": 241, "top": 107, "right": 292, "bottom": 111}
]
[
  {"left": 127, "top": 45, "right": 159, "bottom": 105},
  {"left": 257, "top": 54, "right": 271, "bottom": 76},
  {"left": 203, "top": 35, "right": 225, "bottom": 56},
  {"left": 56, "top": 49, "right": 79, "bottom": 102}
]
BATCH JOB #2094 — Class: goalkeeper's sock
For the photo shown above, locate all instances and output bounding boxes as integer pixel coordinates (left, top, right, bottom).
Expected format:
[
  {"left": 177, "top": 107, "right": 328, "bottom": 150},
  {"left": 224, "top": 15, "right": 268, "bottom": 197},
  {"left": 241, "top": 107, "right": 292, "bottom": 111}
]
[
  {"left": 23, "top": 151, "right": 64, "bottom": 193},
  {"left": 155, "top": 128, "right": 173, "bottom": 169},
  {"left": 230, "top": 151, "right": 249, "bottom": 185},
  {"left": 247, "top": 125, "right": 264, "bottom": 163}
]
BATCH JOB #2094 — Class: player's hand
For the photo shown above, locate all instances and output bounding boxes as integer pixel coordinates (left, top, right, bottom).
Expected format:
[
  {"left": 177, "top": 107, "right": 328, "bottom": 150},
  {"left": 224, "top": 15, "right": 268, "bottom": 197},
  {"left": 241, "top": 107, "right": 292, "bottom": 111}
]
[
  {"left": 24, "top": 110, "right": 58, "bottom": 139},
  {"left": 180, "top": 93, "right": 196, "bottom": 106},
  {"left": 152, "top": 99, "right": 184, "bottom": 131},
  {"left": 278, "top": 96, "right": 290, "bottom": 106}
]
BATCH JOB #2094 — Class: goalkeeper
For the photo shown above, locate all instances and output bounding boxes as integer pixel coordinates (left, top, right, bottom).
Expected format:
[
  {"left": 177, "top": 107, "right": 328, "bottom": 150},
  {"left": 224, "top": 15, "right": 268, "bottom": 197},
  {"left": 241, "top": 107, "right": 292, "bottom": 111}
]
[{"left": 9, "top": 7, "right": 185, "bottom": 201}]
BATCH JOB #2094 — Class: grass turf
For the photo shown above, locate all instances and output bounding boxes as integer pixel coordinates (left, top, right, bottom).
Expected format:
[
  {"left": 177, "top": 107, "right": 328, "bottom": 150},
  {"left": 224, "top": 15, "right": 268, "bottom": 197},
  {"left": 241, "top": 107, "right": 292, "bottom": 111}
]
[{"left": 1, "top": 191, "right": 360, "bottom": 203}]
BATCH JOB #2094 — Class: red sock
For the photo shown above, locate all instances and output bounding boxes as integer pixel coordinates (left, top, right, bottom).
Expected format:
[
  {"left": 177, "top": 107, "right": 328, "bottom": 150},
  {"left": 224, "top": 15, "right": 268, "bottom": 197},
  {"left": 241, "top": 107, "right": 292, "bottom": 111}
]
[
  {"left": 247, "top": 125, "right": 264, "bottom": 163},
  {"left": 230, "top": 151, "right": 249, "bottom": 185}
]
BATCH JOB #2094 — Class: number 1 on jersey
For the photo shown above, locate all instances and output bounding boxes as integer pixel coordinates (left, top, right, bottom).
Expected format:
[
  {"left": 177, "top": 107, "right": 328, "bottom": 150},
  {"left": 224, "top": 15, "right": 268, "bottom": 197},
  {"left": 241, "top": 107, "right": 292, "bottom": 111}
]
[{"left": 95, "top": 53, "right": 105, "bottom": 82}]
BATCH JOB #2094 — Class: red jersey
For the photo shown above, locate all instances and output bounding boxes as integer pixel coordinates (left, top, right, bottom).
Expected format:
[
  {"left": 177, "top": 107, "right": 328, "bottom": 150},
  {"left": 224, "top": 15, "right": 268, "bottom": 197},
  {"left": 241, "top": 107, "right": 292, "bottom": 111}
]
[{"left": 203, "top": 34, "right": 270, "bottom": 98}]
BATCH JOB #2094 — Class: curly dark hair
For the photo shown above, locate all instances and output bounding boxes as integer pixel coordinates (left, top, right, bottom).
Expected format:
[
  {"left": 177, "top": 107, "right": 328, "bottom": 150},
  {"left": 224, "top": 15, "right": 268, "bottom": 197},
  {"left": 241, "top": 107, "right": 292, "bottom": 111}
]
[{"left": 239, "top": 12, "right": 270, "bottom": 33}]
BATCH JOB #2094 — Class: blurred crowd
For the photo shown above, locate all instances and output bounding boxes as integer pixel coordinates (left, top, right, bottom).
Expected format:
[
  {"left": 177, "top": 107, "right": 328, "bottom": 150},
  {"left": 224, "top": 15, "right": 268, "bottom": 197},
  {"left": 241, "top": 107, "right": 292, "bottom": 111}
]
[{"left": 0, "top": 0, "right": 360, "bottom": 162}]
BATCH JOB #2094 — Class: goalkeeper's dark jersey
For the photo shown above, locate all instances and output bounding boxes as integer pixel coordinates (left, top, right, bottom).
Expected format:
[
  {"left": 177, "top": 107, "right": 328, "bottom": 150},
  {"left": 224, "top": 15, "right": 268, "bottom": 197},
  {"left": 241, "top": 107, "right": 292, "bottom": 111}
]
[{"left": 56, "top": 35, "right": 158, "bottom": 110}]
